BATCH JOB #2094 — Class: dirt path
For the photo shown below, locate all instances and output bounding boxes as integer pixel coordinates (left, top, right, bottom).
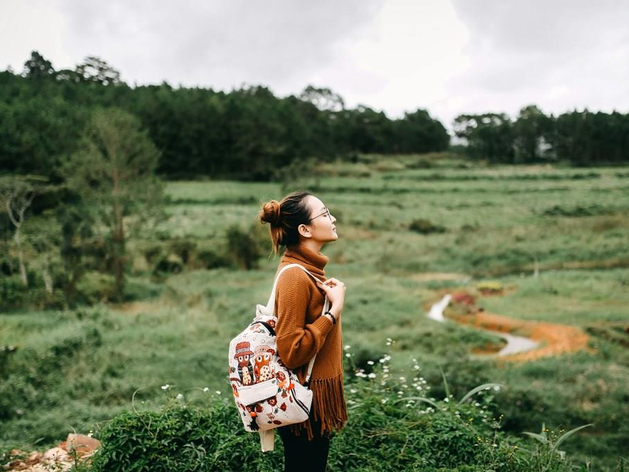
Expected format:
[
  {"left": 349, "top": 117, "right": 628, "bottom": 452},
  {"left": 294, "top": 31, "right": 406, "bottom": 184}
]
[{"left": 446, "top": 309, "right": 592, "bottom": 362}]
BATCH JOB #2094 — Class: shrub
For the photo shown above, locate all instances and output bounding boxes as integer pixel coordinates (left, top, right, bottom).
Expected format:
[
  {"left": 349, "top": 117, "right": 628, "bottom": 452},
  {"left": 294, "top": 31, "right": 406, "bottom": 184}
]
[
  {"left": 152, "top": 254, "right": 184, "bottom": 275},
  {"left": 0, "top": 276, "right": 26, "bottom": 310},
  {"left": 195, "top": 249, "right": 231, "bottom": 270},
  {"left": 75, "top": 271, "right": 116, "bottom": 304},
  {"left": 89, "top": 395, "right": 282, "bottom": 472},
  {"left": 541, "top": 204, "right": 613, "bottom": 218},
  {"left": 409, "top": 218, "right": 447, "bottom": 234},
  {"left": 476, "top": 281, "right": 504, "bottom": 295},
  {"left": 86, "top": 349, "right": 589, "bottom": 472},
  {"left": 168, "top": 240, "right": 197, "bottom": 266},
  {"left": 225, "top": 225, "right": 262, "bottom": 270},
  {"left": 0, "top": 274, "right": 66, "bottom": 311}
]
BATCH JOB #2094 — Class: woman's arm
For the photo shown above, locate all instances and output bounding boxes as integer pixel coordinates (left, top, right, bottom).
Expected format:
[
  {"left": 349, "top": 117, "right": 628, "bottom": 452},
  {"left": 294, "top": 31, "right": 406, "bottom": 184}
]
[{"left": 275, "top": 268, "right": 334, "bottom": 370}]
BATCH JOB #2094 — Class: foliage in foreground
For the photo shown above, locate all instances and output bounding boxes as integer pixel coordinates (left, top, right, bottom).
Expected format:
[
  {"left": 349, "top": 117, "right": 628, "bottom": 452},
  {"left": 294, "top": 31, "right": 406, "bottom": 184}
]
[{"left": 87, "top": 355, "right": 593, "bottom": 472}]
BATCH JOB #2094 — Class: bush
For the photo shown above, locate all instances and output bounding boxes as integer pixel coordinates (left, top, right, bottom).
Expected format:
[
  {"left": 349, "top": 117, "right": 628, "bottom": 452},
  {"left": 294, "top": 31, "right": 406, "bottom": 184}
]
[
  {"left": 153, "top": 254, "right": 184, "bottom": 275},
  {"left": 195, "top": 249, "right": 231, "bottom": 270},
  {"left": 89, "top": 396, "right": 282, "bottom": 472},
  {"left": 0, "top": 276, "right": 26, "bottom": 310},
  {"left": 476, "top": 281, "right": 504, "bottom": 295},
  {"left": 541, "top": 204, "right": 613, "bottom": 217},
  {"left": 409, "top": 218, "right": 447, "bottom": 234},
  {"left": 168, "top": 240, "right": 197, "bottom": 266},
  {"left": 225, "top": 225, "right": 262, "bottom": 270},
  {"left": 0, "top": 274, "right": 66, "bottom": 311},
  {"left": 75, "top": 271, "right": 116, "bottom": 304},
  {"left": 86, "top": 352, "right": 589, "bottom": 472}
]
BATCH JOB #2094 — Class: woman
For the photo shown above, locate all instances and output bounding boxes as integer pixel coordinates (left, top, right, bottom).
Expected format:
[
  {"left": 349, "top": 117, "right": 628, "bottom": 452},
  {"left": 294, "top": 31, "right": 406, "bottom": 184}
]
[{"left": 259, "top": 190, "right": 347, "bottom": 472}]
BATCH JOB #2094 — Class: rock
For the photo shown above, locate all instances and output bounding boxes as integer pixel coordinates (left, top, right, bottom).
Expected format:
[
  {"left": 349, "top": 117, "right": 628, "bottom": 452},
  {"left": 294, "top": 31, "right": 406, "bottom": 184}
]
[
  {"left": 42, "top": 447, "right": 69, "bottom": 462},
  {"left": 65, "top": 433, "right": 101, "bottom": 455},
  {"left": 23, "top": 466, "right": 51, "bottom": 472}
]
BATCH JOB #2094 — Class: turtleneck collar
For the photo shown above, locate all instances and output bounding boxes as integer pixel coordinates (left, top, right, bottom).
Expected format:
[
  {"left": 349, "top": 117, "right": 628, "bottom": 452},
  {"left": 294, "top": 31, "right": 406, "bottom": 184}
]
[{"left": 281, "top": 245, "right": 328, "bottom": 278}]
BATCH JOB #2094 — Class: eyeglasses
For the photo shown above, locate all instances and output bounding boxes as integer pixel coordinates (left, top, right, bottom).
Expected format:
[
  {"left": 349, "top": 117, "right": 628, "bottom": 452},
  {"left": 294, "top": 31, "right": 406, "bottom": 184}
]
[{"left": 309, "top": 208, "right": 332, "bottom": 222}]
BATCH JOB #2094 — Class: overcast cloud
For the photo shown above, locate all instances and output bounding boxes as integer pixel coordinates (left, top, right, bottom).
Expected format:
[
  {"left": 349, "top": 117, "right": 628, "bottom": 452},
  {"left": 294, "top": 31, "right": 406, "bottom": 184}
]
[{"left": 1, "top": 0, "right": 628, "bottom": 127}]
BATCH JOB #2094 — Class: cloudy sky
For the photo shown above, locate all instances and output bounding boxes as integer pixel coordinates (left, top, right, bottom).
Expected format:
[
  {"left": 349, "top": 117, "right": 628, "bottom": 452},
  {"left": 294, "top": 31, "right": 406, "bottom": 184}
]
[{"left": 2, "top": 0, "right": 628, "bottom": 127}]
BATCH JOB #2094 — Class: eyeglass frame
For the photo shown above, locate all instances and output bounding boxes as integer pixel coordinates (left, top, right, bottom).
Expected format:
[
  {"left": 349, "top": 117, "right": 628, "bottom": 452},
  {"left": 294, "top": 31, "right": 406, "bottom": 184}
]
[{"left": 308, "top": 207, "right": 332, "bottom": 222}]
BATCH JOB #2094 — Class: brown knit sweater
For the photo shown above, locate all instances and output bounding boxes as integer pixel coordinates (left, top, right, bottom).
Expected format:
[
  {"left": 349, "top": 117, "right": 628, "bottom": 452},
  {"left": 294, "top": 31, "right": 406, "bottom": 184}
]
[{"left": 274, "top": 245, "right": 348, "bottom": 439}]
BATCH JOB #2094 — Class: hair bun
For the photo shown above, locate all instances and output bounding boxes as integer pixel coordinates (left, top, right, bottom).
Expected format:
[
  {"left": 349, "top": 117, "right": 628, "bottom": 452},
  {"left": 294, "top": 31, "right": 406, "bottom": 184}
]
[{"left": 260, "top": 200, "right": 281, "bottom": 226}]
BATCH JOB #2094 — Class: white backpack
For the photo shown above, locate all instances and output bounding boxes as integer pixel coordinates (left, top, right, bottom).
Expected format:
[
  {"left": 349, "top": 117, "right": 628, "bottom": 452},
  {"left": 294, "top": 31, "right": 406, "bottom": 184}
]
[{"left": 228, "top": 264, "right": 329, "bottom": 451}]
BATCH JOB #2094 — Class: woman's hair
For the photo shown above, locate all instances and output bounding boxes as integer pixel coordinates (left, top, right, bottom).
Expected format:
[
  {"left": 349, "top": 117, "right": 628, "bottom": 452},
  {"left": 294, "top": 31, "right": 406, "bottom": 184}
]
[{"left": 259, "top": 191, "right": 313, "bottom": 254}]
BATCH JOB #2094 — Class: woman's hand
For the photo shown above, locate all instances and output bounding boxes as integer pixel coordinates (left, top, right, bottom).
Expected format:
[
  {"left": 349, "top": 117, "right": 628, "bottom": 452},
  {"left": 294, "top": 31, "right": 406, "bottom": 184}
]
[{"left": 317, "top": 277, "right": 346, "bottom": 313}]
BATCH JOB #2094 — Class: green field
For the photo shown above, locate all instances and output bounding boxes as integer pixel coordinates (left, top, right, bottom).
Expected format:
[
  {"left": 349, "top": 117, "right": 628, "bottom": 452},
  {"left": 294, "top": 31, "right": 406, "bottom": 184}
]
[{"left": 1, "top": 155, "right": 628, "bottom": 470}]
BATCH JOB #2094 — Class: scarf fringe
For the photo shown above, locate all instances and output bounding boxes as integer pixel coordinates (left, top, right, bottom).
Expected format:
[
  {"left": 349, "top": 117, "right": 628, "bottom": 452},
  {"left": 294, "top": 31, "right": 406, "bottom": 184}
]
[{"left": 289, "top": 374, "right": 348, "bottom": 440}]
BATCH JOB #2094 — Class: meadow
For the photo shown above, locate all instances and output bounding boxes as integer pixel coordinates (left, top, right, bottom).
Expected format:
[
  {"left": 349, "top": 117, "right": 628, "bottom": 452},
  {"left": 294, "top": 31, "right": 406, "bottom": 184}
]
[{"left": 1, "top": 154, "right": 628, "bottom": 470}]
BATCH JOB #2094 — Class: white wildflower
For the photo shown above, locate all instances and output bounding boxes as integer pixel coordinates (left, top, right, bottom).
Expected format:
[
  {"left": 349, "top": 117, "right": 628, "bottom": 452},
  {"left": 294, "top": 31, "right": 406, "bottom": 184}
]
[
  {"left": 176, "top": 394, "right": 184, "bottom": 400},
  {"left": 216, "top": 390, "right": 222, "bottom": 395},
  {"left": 367, "top": 360, "right": 374, "bottom": 365},
  {"left": 368, "top": 373, "right": 376, "bottom": 379},
  {"left": 344, "top": 345, "right": 351, "bottom": 350},
  {"left": 161, "top": 384, "right": 170, "bottom": 390}
]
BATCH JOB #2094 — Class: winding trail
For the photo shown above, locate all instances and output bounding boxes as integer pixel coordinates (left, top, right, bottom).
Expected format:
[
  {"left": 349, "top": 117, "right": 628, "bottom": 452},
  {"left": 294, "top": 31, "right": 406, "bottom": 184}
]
[{"left": 427, "top": 295, "right": 591, "bottom": 362}]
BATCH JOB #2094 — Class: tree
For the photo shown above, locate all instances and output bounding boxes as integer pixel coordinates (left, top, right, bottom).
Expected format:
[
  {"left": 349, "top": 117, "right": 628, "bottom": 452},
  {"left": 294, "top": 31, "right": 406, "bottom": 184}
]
[
  {"left": 0, "top": 175, "right": 47, "bottom": 286},
  {"left": 75, "top": 56, "right": 122, "bottom": 86},
  {"left": 394, "top": 109, "right": 450, "bottom": 153},
  {"left": 453, "top": 113, "right": 515, "bottom": 162},
  {"left": 300, "top": 86, "right": 345, "bottom": 112},
  {"left": 61, "top": 108, "right": 164, "bottom": 301},
  {"left": 22, "top": 51, "right": 55, "bottom": 79},
  {"left": 514, "top": 105, "right": 554, "bottom": 162},
  {"left": 56, "top": 201, "right": 102, "bottom": 307}
]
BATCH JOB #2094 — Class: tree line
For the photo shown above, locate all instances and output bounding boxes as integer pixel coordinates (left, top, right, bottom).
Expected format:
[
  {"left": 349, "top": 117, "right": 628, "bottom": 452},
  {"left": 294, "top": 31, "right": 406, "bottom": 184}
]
[
  {"left": 455, "top": 105, "right": 629, "bottom": 165},
  {"left": 0, "top": 52, "right": 449, "bottom": 182},
  {"left": 3, "top": 52, "right": 628, "bottom": 182}
]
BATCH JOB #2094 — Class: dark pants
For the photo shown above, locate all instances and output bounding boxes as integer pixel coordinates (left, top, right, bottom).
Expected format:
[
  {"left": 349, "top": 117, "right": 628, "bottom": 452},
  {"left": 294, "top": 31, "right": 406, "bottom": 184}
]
[{"left": 277, "top": 418, "right": 330, "bottom": 472}]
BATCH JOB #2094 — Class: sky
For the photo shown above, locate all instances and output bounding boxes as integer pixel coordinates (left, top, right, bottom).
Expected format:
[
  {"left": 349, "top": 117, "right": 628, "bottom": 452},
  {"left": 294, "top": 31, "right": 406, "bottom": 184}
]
[{"left": 1, "top": 0, "right": 628, "bottom": 127}]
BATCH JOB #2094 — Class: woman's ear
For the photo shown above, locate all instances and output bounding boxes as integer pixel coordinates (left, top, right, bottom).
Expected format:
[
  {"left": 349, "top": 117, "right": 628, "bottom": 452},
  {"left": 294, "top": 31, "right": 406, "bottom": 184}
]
[{"left": 297, "top": 223, "right": 312, "bottom": 239}]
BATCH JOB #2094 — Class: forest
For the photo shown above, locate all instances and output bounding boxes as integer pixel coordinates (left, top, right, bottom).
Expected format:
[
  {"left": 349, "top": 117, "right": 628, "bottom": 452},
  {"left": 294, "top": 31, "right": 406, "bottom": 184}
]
[{"left": 1, "top": 51, "right": 629, "bottom": 185}]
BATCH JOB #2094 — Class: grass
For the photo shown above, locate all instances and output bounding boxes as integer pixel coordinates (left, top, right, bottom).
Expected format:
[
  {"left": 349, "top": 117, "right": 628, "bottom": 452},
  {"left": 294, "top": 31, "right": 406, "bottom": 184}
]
[{"left": 1, "top": 155, "right": 628, "bottom": 470}]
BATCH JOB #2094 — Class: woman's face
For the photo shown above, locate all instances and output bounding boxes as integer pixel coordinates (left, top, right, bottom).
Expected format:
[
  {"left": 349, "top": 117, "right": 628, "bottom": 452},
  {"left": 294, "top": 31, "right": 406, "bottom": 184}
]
[{"left": 304, "top": 195, "right": 338, "bottom": 243}]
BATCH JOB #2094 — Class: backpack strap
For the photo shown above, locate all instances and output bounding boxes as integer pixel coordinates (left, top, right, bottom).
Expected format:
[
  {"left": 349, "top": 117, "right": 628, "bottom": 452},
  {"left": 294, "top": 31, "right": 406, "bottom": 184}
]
[
  {"left": 266, "top": 263, "right": 330, "bottom": 385},
  {"left": 259, "top": 429, "right": 275, "bottom": 452}
]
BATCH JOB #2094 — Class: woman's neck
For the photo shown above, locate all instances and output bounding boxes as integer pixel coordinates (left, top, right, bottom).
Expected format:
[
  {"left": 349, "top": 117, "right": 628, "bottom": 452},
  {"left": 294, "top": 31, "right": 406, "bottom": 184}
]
[{"left": 300, "top": 239, "right": 324, "bottom": 254}]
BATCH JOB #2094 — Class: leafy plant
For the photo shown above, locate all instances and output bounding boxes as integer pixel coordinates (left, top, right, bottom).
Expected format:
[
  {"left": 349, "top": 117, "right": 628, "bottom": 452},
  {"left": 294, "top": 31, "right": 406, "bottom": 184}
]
[{"left": 522, "top": 423, "right": 593, "bottom": 471}]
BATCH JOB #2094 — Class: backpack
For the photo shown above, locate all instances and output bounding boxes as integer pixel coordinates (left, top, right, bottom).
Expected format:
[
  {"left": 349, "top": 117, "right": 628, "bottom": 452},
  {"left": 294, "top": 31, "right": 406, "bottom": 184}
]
[{"left": 228, "top": 263, "right": 329, "bottom": 452}]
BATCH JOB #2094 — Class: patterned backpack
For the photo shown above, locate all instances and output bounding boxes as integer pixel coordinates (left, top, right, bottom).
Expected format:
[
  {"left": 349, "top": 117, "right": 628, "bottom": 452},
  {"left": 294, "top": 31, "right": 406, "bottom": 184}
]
[{"left": 228, "top": 264, "right": 329, "bottom": 451}]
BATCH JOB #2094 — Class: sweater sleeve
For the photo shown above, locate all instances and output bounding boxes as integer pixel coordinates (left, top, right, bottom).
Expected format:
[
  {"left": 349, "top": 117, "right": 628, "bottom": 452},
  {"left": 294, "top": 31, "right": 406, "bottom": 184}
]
[{"left": 275, "top": 267, "right": 334, "bottom": 370}]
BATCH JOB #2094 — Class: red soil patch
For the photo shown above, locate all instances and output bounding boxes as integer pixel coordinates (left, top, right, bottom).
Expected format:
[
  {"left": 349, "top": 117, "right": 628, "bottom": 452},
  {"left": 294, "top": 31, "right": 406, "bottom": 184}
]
[{"left": 447, "top": 309, "right": 593, "bottom": 363}]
